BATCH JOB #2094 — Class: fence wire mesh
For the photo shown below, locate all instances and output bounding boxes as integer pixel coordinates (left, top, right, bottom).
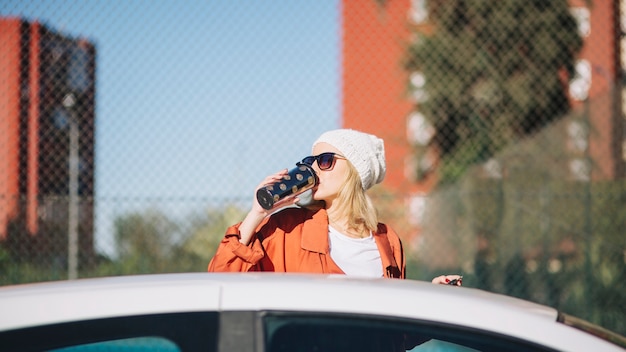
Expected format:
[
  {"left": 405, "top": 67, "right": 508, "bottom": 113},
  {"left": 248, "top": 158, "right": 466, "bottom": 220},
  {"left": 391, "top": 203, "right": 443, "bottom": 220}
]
[{"left": 0, "top": 0, "right": 624, "bottom": 336}]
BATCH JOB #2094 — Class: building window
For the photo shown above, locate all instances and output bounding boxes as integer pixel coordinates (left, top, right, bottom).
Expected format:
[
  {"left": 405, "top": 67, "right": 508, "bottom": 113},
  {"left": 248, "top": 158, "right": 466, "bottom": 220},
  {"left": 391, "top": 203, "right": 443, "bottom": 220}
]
[
  {"left": 409, "top": 0, "right": 429, "bottom": 24},
  {"left": 406, "top": 112, "right": 434, "bottom": 146},
  {"left": 569, "top": 59, "right": 591, "bottom": 101},
  {"left": 566, "top": 120, "right": 588, "bottom": 154},
  {"left": 619, "top": 0, "right": 626, "bottom": 33},
  {"left": 621, "top": 35, "right": 626, "bottom": 74},
  {"left": 68, "top": 45, "right": 91, "bottom": 93},
  {"left": 482, "top": 158, "right": 502, "bottom": 179},
  {"left": 569, "top": 158, "right": 591, "bottom": 181},
  {"left": 405, "top": 152, "right": 435, "bottom": 182},
  {"left": 409, "top": 71, "right": 428, "bottom": 103},
  {"left": 570, "top": 7, "right": 591, "bottom": 38},
  {"left": 407, "top": 194, "right": 427, "bottom": 226}
]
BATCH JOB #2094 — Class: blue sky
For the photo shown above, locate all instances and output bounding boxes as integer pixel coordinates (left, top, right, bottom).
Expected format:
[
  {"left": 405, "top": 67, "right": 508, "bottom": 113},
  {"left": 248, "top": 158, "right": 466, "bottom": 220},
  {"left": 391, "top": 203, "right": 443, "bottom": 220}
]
[{"left": 1, "top": 1, "right": 340, "bottom": 254}]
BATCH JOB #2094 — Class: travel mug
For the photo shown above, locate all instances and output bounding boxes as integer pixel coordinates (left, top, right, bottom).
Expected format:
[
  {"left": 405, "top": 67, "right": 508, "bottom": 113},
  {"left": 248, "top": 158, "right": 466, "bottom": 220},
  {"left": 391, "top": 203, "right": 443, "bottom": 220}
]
[{"left": 256, "top": 163, "right": 318, "bottom": 210}]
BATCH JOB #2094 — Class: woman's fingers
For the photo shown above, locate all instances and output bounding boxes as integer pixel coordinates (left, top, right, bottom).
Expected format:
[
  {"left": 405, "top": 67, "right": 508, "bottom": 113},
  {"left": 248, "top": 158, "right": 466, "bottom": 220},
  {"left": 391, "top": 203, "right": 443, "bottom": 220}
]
[
  {"left": 431, "top": 274, "right": 463, "bottom": 286},
  {"left": 252, "top": 169, "right": 291, "bottom": 212},
  {"left": 256, "top": 169, "right": 288, "bottom": 189}
]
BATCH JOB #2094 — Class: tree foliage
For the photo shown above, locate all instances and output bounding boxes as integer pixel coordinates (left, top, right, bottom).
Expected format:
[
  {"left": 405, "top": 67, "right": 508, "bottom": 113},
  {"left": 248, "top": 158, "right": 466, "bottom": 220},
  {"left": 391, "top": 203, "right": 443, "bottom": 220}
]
[
  {"left": 174, "top": 205, "right": 246, "bottom": 271},
  {"left": 405, "top": 0, "right": 583, "bottom": 184},
  {"left": 114, "top": 208, "right": 180, "bottom": 273},
  {"left": 111, "top": 205, "right": 245, "bottom": 274}
]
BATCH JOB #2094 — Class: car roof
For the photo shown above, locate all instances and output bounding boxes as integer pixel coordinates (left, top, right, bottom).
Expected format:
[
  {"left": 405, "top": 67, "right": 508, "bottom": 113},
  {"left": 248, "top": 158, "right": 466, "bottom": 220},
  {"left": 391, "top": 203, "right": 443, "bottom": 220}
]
[{"left": 0, "top": 272, "right": 621, "bottom": 351}]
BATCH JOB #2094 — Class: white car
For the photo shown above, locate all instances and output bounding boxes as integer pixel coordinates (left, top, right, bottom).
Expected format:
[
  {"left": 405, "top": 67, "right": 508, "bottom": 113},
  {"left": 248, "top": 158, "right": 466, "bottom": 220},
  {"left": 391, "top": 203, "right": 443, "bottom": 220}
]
[{"left": 0, "top": 273, "right": 623, "bottom": 352}]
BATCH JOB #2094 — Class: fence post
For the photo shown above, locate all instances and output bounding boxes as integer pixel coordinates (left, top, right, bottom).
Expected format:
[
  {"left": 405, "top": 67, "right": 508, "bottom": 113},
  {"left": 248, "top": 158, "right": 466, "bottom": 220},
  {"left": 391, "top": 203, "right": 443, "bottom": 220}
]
[{"left": 64, "top": 93, "right": 79, "bottom": 280}]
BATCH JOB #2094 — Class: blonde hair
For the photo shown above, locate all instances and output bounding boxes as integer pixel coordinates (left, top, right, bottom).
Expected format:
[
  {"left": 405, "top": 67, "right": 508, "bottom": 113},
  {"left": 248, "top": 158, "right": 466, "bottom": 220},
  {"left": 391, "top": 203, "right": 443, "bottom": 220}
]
[{"left": 334, "top": 162, "right": 379, "bottom": 232}]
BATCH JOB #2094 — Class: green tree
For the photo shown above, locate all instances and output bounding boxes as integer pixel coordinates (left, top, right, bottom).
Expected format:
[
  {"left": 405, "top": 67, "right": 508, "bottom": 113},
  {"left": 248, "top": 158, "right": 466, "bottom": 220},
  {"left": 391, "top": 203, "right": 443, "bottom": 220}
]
[
  {"left": 173, "top": 205, "right": 246, "bottom": 271},
  {"left": 104, "top": 205, "right": 246, "bottom": 275},
  {"left": 405, "top": 0, "right": 583, "bottom": 184},
  {"left": 114, "top": 208, "right": 179, "bottom": 273}
]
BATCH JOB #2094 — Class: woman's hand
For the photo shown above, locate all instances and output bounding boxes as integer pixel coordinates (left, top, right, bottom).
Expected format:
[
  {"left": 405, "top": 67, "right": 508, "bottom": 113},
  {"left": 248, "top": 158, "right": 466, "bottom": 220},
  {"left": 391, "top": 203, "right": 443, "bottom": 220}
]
[
  {"left": 251, "top": 169, "right": 300, "bottom": 214},
  {"left": 431, "top": 275, "right": 463, "bottom": 286},
  {"left": 238, "top": 170, "right": 300, "bottom": 245}
]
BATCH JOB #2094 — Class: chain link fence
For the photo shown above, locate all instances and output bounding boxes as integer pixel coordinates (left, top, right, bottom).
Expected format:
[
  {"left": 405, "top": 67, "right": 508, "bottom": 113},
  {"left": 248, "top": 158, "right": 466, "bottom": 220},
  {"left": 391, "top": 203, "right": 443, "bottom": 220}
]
[
  {"left": 400, "top": 1, "right": 626, "bottom": 336},
  {"left": 0, "top": 0, "right": 624, "bottom": 336}
]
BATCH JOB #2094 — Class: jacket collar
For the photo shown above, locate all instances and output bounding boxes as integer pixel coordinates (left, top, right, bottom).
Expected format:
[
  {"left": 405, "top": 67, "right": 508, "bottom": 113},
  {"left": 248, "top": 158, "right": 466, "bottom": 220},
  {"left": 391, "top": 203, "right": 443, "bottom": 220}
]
[{"left": 373, "top": 224, "right": 401, "bottom": 278}]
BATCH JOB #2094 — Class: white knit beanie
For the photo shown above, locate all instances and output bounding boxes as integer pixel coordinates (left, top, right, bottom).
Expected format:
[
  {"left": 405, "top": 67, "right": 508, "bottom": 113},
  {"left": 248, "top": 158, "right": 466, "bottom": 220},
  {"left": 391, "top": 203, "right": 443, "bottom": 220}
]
[{"left": 313, "top": 129, "right": 386, "bottom": 190}]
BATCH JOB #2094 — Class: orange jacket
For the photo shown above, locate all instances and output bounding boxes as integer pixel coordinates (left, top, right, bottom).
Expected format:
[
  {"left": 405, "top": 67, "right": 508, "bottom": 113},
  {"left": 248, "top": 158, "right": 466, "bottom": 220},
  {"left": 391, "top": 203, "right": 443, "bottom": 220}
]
[{"left": 208, "top": 207, "right": 405, "bottom": 279}]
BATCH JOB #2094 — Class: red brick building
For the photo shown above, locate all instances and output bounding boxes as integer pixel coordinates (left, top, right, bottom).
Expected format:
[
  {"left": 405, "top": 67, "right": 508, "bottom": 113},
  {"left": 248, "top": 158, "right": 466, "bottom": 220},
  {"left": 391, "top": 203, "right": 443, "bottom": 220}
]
[{"left": 0, "top": 18, "right": 96, "bottom": 255}]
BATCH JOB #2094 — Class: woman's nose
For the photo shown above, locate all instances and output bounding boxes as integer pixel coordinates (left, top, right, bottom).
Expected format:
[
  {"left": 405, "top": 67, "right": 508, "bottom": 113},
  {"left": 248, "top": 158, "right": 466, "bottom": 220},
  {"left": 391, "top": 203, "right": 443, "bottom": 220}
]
[{"left": 311, "top": 161, "right": 321, "bottom": 173}]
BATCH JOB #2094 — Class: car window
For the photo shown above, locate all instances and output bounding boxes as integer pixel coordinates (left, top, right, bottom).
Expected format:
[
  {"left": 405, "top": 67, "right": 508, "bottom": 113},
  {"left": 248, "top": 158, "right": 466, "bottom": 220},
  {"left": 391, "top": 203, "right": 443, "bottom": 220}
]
[
  {"left": 0, "top": 313, "right": 217, "bottom": 352},
  {"left": 263, "top": 313, "right": 558, "bottom": 352},
  {"left": 50, "top": 337, "right": 180, "bottom": 352},
  {"left": 409, "top": 339, "right": 478, "bottom": 351}
]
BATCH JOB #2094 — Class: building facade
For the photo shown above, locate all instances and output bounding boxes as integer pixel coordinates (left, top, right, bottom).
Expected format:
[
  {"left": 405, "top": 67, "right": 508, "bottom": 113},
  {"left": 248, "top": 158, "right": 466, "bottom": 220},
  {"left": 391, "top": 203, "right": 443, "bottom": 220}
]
[{"left": 0, "top": 18, "right": 96, "bottom": 260}]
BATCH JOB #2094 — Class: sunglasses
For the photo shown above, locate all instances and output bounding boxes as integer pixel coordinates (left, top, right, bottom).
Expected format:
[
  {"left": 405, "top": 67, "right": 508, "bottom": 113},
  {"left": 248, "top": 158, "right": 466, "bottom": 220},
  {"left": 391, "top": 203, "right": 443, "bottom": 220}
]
[{"left": 301, "top": 152, "right": 346, "bottom": 170}]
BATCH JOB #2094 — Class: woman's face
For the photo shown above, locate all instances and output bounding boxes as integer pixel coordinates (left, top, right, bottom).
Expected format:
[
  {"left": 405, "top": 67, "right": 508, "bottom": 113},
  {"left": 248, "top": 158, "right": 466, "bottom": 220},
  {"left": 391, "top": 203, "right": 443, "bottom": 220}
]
[{"left": 310, "top": 142, "right": 349, "bottom": 204}]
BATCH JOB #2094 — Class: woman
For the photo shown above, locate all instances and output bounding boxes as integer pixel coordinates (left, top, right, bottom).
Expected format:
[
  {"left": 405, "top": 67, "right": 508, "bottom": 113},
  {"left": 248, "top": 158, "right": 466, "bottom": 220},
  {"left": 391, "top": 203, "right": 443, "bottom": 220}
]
[{"left": 208, "top": 129, "right": 461, "bottom": 284}]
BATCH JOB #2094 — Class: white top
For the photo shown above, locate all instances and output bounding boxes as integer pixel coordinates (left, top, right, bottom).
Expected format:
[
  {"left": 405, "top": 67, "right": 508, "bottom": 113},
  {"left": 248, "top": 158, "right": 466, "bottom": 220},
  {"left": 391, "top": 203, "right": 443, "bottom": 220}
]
[{"left": 328, "top": 225, "right": 383, "bottom": 278}]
